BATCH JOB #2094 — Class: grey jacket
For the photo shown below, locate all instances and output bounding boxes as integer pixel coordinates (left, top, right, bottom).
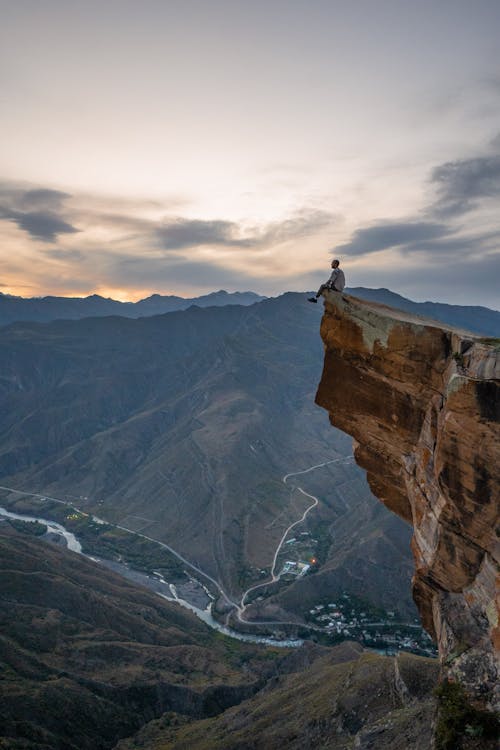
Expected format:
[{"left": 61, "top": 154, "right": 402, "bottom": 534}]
[{"left": 327, "top": 268, "right": 345, "bottom": 292}]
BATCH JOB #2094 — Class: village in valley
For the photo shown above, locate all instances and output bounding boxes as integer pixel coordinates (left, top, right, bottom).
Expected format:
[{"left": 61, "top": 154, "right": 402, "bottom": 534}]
[
  {"left": 304, "top": 594, "right": 436, "bottom": 656},
  {"left": 272, "top": 531, "right": 436, "bottom": 657}
]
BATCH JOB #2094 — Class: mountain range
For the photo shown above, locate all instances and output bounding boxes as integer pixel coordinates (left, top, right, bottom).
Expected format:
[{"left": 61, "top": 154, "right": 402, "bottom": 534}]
[
  {"left": 0, "top": 292, "right": 417, "bottom": 623},
  {"left": 1, "top": 287, "right": 498, "bottom": 337},
  {"left": 1, "top": 288, "right": 497, "bottom": 625},
  {"left": 0, "top": 290, "right": 264, "bottom": 325},
  {"left": 0, "top": 523, "right": 285, "bottom": 749}
]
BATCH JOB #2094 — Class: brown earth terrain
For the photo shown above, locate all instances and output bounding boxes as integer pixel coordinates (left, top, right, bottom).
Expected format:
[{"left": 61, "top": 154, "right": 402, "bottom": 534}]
[
  {"left": 0, "top": 525, "right": 279, "bottom": 749},
  {"left": 116, "top": 648, "right": 439, "bottom": 750},
  {"left": 0, "top": 525, "right": 439, "bottom": 750}
]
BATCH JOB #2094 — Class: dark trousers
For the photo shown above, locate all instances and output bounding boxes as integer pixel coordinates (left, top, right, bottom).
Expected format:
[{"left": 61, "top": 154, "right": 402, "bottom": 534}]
[{"left": 316, "top": 283, "right": 333, "bottom": 298}]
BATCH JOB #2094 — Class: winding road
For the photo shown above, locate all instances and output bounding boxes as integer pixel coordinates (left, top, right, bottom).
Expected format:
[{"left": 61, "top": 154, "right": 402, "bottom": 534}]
[{"left": 237, "top": 456, "right": 354, "bottom": 620}]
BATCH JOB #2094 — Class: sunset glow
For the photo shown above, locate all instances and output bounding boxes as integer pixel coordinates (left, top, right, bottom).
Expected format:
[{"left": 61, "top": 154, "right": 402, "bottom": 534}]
[{"left": 1, "top": 1, "right": 499, "bottom": 307}]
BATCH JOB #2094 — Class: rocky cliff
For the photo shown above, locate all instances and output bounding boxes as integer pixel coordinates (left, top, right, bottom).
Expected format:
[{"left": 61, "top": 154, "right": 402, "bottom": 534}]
[{"left": 315, "top": 291, "right": 499, "bottom": 712}]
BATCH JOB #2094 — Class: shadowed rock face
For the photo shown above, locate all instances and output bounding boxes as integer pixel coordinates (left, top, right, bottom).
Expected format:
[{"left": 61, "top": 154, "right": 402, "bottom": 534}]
[{"left": 315, "top": 291, "right": 499, "bottom": 711}]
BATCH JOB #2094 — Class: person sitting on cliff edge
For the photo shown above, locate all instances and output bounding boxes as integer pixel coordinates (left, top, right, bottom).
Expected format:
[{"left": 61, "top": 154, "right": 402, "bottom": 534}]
[{"left": 308, "top": 258, "right": 345, "bottom": 303}]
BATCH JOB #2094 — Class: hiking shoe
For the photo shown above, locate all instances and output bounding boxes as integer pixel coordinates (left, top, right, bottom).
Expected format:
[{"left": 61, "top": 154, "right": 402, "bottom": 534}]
[{"left": 307, "top": 297, "right": 318, "bottom": 303}]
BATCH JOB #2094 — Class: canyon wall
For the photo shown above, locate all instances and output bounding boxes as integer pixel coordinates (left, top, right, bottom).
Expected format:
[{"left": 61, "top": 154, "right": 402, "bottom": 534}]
[{"left": 315, "top": 291, "right": 499, "bottom": 711}]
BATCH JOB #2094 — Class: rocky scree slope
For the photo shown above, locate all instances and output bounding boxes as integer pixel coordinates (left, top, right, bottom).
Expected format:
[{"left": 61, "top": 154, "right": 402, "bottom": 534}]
[{"left": 315, "top": 291, "right": 499, "bottom": 712}]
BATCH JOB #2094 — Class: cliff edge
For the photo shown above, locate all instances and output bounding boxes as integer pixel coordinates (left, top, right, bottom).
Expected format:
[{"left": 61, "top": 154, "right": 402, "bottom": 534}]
[{"left": 315, "top": 291, "right": 499, "bottom": 711}]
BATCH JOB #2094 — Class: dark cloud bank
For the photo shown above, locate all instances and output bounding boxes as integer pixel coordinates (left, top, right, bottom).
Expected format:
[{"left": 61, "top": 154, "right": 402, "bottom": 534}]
[
  {"left": 156, "top": 210, "right": 333, "bottom": 251},
  {"left": 335, "top": 222, "right": 452, "bottom": 257},
  {"left": 431, "top": 153, "right": 500, "bottom": 217},
  {"left": 0, "top": 180, "right": 332, "bottom": 251}
]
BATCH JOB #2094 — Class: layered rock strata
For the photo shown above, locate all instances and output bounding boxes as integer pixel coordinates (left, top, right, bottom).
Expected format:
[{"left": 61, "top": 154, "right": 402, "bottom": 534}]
[{"left": 315, "top": 291, "right": 499, "bottom": 711}]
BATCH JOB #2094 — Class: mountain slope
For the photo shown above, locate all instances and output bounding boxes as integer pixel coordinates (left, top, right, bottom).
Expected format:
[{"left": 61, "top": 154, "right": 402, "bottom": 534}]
[
  {"left": 0, "top": 294, "right": 416, "bottom": 621},
  {"left": 117, "top": 649, "right": 439, "bottom": 750},
  {"left": 0, "top": 524, "right": 276, "bottom": 750},
  {"left": 0, "top": 523, "right": 440, "bottom": 750}
]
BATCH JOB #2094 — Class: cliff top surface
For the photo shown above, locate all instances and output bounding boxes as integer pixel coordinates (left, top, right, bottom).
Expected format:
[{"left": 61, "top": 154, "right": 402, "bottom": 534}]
[
  {"left": 325, "top": 291, "right": 499, "bottom": 382},
  {"left": 334, "top": 291, "right": 496, "bottom": 339}
]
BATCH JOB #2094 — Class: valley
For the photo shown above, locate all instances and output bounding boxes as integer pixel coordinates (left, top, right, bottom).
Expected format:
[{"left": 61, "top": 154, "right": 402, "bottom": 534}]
[
  {"left": 0, "top": 519, "right": 441, "bottom": 750},
  {"left": 1, "top": 289, "right": 497, "bottom": 749},
  {"left": 0, "top": 294, "right": 417, "bottom": 625},
  {"left": 0, "top": 448, "right": 432, "bottom": 657}
]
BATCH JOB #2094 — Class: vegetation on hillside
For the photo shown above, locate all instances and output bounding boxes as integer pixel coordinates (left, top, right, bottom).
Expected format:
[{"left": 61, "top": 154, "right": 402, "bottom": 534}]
[{"left": 434, "top": 680, "right": 499, "bottom": 750}]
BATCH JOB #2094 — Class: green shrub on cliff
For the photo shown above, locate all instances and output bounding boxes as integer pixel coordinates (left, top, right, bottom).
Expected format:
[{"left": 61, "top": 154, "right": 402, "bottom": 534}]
[{"left": 434, "top": 680, "right": 499, "bottom": 750}]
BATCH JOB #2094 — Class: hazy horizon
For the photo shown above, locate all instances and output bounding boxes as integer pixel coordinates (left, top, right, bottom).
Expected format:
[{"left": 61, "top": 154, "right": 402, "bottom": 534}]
[{"left": 2, "top": 284, "right": 500, "bottom": 313}]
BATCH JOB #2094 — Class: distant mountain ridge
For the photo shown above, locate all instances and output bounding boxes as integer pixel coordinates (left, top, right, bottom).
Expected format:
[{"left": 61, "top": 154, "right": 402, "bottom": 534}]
[
  {"left": 1, "top": 287, "right": 498, "bottom": 336},
  {"left": 0, "top": 289, "right": 265, "bottom": 325}
]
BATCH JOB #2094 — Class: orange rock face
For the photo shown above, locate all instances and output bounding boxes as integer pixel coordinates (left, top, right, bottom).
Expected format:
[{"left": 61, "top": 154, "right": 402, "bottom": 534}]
[{"left": 315, "top": 291, "right": 499, "bottom": 710}]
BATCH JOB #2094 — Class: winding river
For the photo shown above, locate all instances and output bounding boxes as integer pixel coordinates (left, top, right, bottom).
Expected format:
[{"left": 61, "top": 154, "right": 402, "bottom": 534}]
[
  {"left": 0, "top": 505, "right": 302, "bottom": 648},
  {"left": 0, "top": 506, "right": 82, "bottom": 552}
]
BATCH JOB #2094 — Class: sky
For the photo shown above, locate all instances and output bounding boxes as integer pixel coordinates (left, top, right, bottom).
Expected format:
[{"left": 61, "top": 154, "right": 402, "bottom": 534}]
[{"left": 1, "top": 0, "right": 499, "bottom": 308}]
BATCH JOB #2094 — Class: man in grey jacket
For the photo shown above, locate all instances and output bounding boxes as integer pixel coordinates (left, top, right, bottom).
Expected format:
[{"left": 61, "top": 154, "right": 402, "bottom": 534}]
[{"left": 308, "top": 259, "right": 345, "bottom": 303}]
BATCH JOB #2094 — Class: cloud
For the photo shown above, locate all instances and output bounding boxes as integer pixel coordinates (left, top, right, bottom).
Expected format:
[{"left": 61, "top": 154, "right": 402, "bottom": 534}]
[
  {"left": 489, "top": 132, "right": 500, "bottom": 151},
  {"left": 28, "top": 241, "right": 313, "bottom": 297},
  {"left": 332, "top": 218, "right": 500, "bottom": 268},
  {"left": 112, "top": 254, "right": 259, "bottom": 288},
  {"left": 157, "top": 219, "right": 238, "bottom": 249},
  {"left": 431, "top": 154, "right": 500, "bottom": 217},
  {"left": 40, "top": 248, "right": 85, "bottom": 261},
  {"left": 79, "top": 212, "right": 153, "bottom": 233},
  {"left": 333, "top": 141, "right": 500, "bottom": 267},
  {"left": 156, "top": 210, "right": 334, "bottom": 250},
  {"left": 396, "top": 229, "right": 500, "bottom": 259},
  {"left": 260, "top": 210, "right": 333, "bottom": 245},
  {"left": 18, "top": 246, "right": 266, "bottom": 296},
  {"left": 0, "top": 207, "right": 79, "bottom": 242},
  {"left": 0, "top": 177, "right": 333, "bottom": 253},
  {"left": 0, "top": 182, "right": 79, "bottom": 241},
  {"left": 334, "top": 221, "right": 451, "bottom": 257},
  {"left": 0, "top": 183, "right": 71, "bottom": 211},
  {"left": 18, "top": 188, "right": 71, "bottom": 211}
]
